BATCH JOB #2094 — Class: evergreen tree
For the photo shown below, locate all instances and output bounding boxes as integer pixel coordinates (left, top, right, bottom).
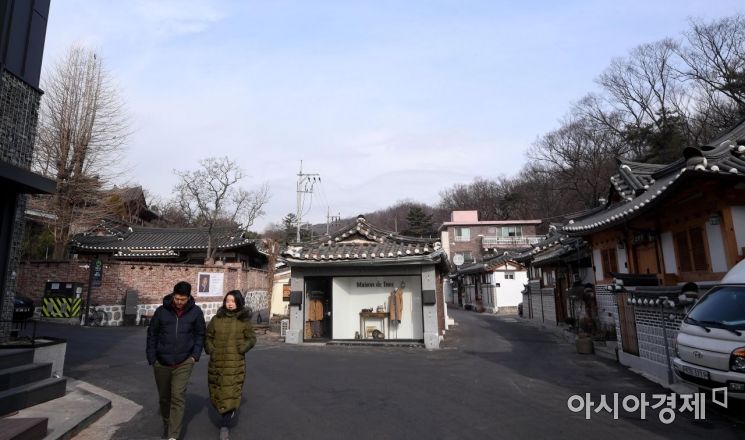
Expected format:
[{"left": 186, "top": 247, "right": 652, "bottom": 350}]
[
  {"left": 402, "top": 207, "right": 434, "bottom": 238},
  {"left": 281, "top": 213, "right": 310, "bottom": 244}
]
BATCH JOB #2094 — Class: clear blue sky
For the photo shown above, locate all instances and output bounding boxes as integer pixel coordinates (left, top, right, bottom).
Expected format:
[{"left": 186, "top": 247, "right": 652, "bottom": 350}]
[{"left": 43, "top": 0, "right": 743, "bottom": 231}]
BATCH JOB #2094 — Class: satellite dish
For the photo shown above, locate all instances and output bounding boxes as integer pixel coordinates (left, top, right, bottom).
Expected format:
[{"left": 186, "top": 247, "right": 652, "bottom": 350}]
[{"left": 453, "top": 254, "right": 465, "bottom": 266}]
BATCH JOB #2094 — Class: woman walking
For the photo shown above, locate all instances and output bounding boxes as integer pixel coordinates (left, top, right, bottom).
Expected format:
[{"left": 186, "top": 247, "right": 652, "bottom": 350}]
[{"left": 205, "top": 290, "right": 256, "bottom": 440}]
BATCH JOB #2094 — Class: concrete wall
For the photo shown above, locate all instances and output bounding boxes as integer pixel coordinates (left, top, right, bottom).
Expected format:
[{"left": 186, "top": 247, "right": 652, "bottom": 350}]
[{"left": 494, "top": 269, "right": 528, "bottom": 311}]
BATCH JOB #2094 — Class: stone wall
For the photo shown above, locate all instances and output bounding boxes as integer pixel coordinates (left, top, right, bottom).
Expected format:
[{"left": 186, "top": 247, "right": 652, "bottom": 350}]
[
  {"left": 634, "top": 306, "right": 685, "bottom": 367},
  {"left": 595, "top": 286, "right": 618, "bottom": 328},
  {"left": 540, "top": 288, "right": 556, "bottom": 324}
]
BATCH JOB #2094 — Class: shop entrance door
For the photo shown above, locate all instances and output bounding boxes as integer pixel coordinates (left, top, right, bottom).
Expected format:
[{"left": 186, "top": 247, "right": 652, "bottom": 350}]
[{"left": 304, "top": 277, "right": 332, "bottom": 341}]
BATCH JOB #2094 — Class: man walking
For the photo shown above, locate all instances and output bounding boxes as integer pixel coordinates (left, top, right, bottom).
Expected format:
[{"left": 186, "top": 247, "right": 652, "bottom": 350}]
[{"left": 147, "top": 281, "right": 206, "bottom": 440}]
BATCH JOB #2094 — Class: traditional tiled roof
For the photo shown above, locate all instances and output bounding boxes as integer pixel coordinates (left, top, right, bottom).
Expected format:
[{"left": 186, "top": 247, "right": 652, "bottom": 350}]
[
  {"left": 564, "top": 121, "right": 745, "bottom": 235},
  {"left": 456, "top": 252, "right": 522, "bottom": 275},
  {"left": 71, "top": 226, "right": 259, "bottom": 253},
  {"left": 282, "top": 215, "right": 446, "bottom": 266},
  {"left": 513, "top": 227, "right": 587, "bottom": 266},
  {"left": 609, "top": 159, "right": 668, "bottom": 202}
]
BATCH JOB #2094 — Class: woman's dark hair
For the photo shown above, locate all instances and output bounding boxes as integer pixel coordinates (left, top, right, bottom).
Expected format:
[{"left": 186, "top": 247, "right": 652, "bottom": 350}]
[{"left": 223, "top": 290, "right": 245, "bottom": 310}]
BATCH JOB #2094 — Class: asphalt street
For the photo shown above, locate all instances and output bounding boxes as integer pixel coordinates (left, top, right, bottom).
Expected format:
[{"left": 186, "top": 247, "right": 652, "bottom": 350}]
[{"left": 43, "top": 308, "right": 745, "bottom": 440}]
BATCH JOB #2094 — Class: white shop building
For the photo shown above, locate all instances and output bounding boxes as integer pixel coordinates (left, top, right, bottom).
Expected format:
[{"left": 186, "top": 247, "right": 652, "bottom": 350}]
[{"left": 281, "top": 216, "right": 450, "bottom": 349}]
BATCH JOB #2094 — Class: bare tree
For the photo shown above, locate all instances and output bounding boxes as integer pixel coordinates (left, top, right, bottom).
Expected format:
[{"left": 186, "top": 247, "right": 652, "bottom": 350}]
[
  {"left": 597, "top": 39, "right": 693, "bottom": 162},
  {"left": 528, "top": 115, "right": 624, "bottom": 209},
  {"left": 173, "top": 157, "right": 269, "bottom": 263},
  {"left": 438, "top": 178, "right": 502, "bottom": 220},
  {"left": 33, "top": 46, "right": 129, "bottom": 258},
  {"left": 678, "top": 14, "right": 745, "bottom": 135}
]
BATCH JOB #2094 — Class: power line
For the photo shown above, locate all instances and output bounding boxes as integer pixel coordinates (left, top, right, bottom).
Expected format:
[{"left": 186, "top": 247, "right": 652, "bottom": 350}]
[{"left": 296, "top": 161, "right": 320, "bottom": 243}]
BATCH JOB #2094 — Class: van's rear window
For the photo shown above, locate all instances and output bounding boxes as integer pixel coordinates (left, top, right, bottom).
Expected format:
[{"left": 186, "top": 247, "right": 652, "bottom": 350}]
[{"left": 688, "top": 286, "right": 745, "bottom": 328}]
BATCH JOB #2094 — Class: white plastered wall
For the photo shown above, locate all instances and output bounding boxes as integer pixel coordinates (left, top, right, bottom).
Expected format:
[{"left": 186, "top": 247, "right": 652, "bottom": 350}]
[
  {"left": 332, "top": 276, "right": 423, "bottom": 340},
  {"left": 660, "top": 231, "right": 677, "bottom": 274},
  {"left": 593, "top": 248, "right": 604, "bottom": 281}
]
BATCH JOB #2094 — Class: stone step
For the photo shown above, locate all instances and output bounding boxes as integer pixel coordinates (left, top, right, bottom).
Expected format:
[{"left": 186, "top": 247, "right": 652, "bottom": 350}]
[
  {"left": 0, "top": 417, "right": 47, "bottom": 440},
  {"left": 7, "top": 380, "right": 111, "bottom": 440},
  {"left": 0, "top": 350, "right": 34, "bottom": 370},
  {"left": 0, "top": 364, "right": 53, "bottom": 392},
  {"left": 0, "top": 378, "right": 66, "bottom": 417}
]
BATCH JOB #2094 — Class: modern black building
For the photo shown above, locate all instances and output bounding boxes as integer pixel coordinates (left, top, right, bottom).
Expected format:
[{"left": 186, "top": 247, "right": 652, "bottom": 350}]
[{"left": 0, "top": 0, "right": 54, "bottom": 340}]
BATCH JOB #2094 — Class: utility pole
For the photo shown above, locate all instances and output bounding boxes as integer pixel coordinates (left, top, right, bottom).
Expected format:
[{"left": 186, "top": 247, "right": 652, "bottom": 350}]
[
  {"left": 296, "top": 161, "right": 320, "bottom": 243},
  {"left": 326, "top": 208, "right": 342, "bottom": 235}
]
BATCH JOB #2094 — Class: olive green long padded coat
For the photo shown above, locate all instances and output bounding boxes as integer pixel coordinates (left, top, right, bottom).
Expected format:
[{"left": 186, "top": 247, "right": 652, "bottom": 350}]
[{"left": 205, "top": 308, "right": 256, "bottom": 414}]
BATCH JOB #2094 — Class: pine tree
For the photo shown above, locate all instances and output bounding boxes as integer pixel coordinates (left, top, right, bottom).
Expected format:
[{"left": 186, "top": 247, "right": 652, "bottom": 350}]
[{"left": 402, "top": 207, "right": 434, "bottom": 238}]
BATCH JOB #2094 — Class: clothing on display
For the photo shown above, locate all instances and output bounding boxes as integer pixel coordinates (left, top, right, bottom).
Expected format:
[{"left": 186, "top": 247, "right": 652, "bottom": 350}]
[
  {"left": 308, "top": 298, "right": 324, "bottom": 321},
  {"left": 388, "top": 287, "right": 403, "bottom": 324},
  {"left": 308, "top": 292, "right": 326, "bottom": 338}
]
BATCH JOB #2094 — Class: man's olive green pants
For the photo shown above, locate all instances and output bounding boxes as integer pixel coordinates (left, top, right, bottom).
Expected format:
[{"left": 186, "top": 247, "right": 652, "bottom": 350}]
[{"left": 153, "top": 358, "right": 195, "bottom": 439}]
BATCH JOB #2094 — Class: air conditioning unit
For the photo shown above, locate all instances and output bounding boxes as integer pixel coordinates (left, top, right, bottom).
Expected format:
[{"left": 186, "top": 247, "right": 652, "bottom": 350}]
[{"left": 280, "top": 319, "right": 290, "bottom": 338}]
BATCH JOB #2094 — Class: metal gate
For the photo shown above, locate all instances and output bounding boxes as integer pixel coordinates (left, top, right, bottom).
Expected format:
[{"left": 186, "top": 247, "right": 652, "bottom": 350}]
[{"left": 42, "top": 297, "right": 83, "bottom": 318}]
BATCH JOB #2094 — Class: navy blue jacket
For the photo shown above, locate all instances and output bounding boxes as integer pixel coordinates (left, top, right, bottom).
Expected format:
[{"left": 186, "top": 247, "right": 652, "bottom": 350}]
[{"left": 146, "top": 295, "right": 206, "bottom": 366}]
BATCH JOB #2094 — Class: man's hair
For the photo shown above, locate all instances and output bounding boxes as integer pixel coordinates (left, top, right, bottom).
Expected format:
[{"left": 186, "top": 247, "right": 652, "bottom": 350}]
[{"left": 173, "top": 281, "right": 192, "bottom": 296}]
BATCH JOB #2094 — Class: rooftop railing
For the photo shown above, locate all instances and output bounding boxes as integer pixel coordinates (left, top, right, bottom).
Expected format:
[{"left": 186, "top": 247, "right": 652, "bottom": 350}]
[{"left": 481, "top": 236, "right": 544, "bottom": 247}]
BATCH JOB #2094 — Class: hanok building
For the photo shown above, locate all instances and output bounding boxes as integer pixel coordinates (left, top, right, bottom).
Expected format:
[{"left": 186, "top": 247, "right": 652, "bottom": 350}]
[
  {"left": 561, "top": 120, "right": 745, "bottom": 383},
  {"left": 563, "top": 126, "right": 745, "bottom": 285},
  {"left": 16, "top": 225, "right": 268, "bottom": 325},
  {"left": 513, "top": 226, "right": 593, "bottom": 326},
  {"left": 455, "top": 252, "right": 528, "bottom": 314},
  {"left": 281, "top": 215, "right": 450, "bottom": 349}
]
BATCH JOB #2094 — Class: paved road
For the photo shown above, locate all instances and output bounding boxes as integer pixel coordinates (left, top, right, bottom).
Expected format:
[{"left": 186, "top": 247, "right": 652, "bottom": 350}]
[{"left": 43, "top": 308, "right": 745, "bottom": 439}]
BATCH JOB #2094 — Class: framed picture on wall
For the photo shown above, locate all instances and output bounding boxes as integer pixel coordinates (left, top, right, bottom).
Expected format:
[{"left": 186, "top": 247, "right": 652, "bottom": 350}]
[{"left": 196, "top": 272, "right": 224, "bottom": 296}]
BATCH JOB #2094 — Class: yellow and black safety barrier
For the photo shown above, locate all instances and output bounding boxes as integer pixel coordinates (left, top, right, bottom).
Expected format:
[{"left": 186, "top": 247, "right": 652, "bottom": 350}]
[{"left": 42, "top": 296, "right": 83, "bottom": 318}]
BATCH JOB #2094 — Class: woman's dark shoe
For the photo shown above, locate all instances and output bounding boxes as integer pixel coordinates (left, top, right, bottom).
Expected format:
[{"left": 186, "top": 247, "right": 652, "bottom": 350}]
[{"left": 219, "top": 426, "right": 230, "bottom": 440}]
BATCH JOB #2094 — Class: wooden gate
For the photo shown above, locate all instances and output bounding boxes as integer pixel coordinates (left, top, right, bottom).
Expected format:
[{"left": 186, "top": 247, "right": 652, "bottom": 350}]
[
  {"left": 555, "top": 277, "right": 568, "bottom": 323},
  {"left": 616, "top": 292, "right": 639, "bottom": 355}
]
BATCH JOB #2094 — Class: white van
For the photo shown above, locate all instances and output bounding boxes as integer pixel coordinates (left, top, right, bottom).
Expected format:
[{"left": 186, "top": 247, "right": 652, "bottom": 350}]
[{"left": 673, "top": 260, "right": 745, "bottom": 399}]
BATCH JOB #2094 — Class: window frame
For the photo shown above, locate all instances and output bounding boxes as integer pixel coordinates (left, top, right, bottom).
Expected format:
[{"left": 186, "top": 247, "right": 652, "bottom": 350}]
[{"left": 454, "top": 227, "right": 471, "bottom": 242}]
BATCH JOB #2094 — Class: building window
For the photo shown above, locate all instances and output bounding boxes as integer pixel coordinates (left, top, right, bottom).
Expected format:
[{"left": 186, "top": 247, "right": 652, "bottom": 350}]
[
  {"left": 543, "top": 270, "right": 555, "bottom": 286},
  {"left": 675, "top": 227, "right": 708, "bottom": 272},
  {"left": 454, "top": 251, "right": 473, "bottom": 264},
  {"left": 500, "top": 226, "right": 523, "bottom": 237},
  {"left": 505, "top": 272, "right": 515, "bottom": 280},
  {"left": 454, "top": 227, "right": 471, "bottom": 242},
  {"left": 601, "top": 248, "right": 618, "bottom": 275}
]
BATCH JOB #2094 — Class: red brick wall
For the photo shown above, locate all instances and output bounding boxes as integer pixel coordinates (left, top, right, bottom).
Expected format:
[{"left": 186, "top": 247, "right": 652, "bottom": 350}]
[{"left": 16, "top": 259, "right": 269, "bottom": 306}]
